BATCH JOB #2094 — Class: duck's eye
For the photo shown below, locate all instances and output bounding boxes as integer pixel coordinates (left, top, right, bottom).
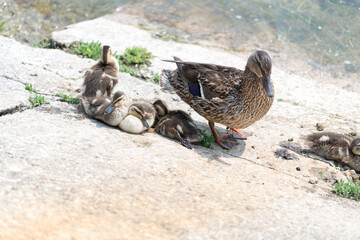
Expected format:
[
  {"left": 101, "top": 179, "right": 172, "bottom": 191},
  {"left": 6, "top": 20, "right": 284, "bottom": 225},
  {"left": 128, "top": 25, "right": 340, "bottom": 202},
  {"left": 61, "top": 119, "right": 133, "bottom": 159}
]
[{"left": 135, "top": 109, "right": 142, "bottom": 116}]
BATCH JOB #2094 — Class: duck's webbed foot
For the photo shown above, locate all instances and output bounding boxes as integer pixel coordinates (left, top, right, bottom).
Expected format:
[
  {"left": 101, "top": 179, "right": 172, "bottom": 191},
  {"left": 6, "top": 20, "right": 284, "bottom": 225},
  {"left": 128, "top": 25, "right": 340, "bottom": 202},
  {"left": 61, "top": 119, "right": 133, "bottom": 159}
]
[
  {"left": 209, "top": 122, "right": 239, "bottom": 150},
  {"left": 228, "top": 128, "right": 253, "bottom": 140},
  {"left": 215, "top": 133, "right": 239, "bottom": 150},
  {"left": 174, "top": 130, "right": 193, "bottom": 149}
]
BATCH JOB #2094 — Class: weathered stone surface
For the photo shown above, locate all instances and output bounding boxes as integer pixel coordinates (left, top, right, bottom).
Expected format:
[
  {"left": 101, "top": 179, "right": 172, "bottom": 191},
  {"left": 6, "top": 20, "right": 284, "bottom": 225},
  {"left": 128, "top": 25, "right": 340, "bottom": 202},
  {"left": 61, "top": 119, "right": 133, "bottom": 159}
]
[
  {"left": 0, "top": 35, "right": 92, "bottom": 111},
  {"left": 1, "top": 12, "right": 360, "bottom": 239}
]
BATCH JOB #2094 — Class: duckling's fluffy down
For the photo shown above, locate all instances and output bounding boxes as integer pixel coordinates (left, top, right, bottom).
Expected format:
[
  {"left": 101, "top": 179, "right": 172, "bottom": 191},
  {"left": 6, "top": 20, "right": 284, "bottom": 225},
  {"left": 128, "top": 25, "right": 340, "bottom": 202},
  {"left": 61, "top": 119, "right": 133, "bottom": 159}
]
[{"left": 119, "top": 115, "right": 147, "bottom": 134}]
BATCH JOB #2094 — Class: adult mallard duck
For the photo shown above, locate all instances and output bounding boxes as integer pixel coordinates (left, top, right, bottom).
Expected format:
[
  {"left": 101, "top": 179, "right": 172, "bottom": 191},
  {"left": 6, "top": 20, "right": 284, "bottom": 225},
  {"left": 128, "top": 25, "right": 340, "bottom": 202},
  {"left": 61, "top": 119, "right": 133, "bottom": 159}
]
[
  {"left": 160, "top": 50, "right": 274, "bottom": 149},
  {"left": 306, "top": 132, "right": 360, "bottom": 171},
  {"left": 153, "top": 99, "right": 203, "bottom": 149},
  {"left": 82, "top": 45, "right": 119, "bottom": 97},
  {"left": 81, "top": 91, "right": 127, "bottom": 126}
]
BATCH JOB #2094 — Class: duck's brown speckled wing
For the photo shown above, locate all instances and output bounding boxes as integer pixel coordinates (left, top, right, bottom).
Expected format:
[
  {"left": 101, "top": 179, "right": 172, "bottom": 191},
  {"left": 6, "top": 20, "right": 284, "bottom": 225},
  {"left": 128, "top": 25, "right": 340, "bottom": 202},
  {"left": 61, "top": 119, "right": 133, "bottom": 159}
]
[
  {"left": 163, "top": 60, "right": 244, "bottom": 125},
  {"left": 178, "top": 61, "right": 243, "bottom": 99}
]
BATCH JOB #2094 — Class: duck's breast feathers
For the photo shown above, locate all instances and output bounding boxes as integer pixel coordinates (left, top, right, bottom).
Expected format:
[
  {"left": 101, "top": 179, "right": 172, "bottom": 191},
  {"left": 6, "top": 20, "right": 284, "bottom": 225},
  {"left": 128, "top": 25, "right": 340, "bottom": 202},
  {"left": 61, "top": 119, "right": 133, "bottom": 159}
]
[{"left": 173, "top": 60, "right": 243, "bottom": 99}]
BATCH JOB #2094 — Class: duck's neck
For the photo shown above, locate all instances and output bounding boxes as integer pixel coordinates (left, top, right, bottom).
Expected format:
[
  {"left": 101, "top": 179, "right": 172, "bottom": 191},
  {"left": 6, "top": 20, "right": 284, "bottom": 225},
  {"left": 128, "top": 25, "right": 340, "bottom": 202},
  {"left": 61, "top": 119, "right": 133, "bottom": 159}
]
[
  {"left": 241, "top": 68, "right": 263, "bottom": 96},
  {"left": 107, "top": 57, "right": 119, "bottom": 72},
  {"left": 100, "top": 57, "right": 119, "bottom": 72}
]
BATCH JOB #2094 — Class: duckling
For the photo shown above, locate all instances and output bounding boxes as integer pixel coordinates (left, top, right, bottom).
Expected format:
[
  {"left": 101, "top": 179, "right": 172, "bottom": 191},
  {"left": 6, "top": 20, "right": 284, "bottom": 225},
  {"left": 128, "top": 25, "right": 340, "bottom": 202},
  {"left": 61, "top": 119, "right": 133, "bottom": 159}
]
[
  {"left": 81, "top": 91, "right": 127, "bottom": 126},
  {"left": 350, "top": 138, "right": 360, "bottom": 155},
  {"left": 153, "top": 99, "right": 203, "bottom": 149},
  {"left": 119, "top": 102, "right": 156, "bottom": 134},
  {"left": 82, "top": 45, "right": 119, "bottom": 98},
  {"left": 306, "top": 132, "right": 360, "bottom": 172}
]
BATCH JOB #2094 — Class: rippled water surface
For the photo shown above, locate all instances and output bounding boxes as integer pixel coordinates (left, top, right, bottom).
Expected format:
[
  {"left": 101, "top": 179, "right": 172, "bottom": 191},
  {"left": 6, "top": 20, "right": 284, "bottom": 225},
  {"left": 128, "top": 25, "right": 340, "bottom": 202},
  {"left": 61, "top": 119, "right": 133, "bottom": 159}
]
[{"left": 1, "top": 0, "right": 359, "bottom": 73}]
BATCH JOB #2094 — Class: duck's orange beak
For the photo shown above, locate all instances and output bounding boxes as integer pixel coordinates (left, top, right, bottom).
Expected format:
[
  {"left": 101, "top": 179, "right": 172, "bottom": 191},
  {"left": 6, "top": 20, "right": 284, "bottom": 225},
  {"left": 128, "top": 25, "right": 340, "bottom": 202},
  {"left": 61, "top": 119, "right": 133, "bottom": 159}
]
[{"left": 262, "top": 75, "right": 274, "bottom": 97}]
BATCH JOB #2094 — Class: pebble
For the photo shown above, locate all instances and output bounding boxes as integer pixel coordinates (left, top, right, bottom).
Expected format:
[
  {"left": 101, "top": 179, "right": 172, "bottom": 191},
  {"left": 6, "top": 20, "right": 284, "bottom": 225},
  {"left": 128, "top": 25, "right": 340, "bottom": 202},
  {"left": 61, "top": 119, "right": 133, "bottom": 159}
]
[
  {"left": 309, "top": 178, "right": 318, "bottom": 184},
  {"left": 296, "top": 167, "right": 301, "bottom": 171},
  {"left": 316, "top": 123, "right": 325, "bottom": 131},
  {"left": 275, "top": 149, "right": 299, "bottom": 160}
]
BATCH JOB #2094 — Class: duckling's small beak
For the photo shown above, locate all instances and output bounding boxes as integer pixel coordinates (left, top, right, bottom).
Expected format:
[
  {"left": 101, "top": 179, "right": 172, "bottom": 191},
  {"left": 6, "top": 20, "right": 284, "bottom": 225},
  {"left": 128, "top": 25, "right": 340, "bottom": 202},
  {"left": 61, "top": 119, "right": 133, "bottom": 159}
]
[
  {"left": 104, "top": 103, "right": 114, "bottom": 114},
  {"left": 141, "top": 116, "right": 149, "bottom": 129},
  {"left": 262, "top": 75, "right": 274, "bottom": 97}
]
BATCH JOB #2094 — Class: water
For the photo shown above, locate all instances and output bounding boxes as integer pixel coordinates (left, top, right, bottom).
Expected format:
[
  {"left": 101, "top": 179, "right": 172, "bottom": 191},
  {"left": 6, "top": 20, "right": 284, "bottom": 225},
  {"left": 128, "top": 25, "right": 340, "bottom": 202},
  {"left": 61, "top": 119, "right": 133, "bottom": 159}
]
[{"left": 1, "top": 0, "right": 359, "bottom": 75}]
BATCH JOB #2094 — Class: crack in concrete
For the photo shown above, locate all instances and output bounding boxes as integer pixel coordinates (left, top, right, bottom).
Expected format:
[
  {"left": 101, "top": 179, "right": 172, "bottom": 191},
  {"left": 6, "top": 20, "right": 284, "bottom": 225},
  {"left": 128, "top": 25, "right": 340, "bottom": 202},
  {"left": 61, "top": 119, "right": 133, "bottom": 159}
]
[
  {"left": 0, "top": 104, "right": 28, "bottom": 117},
  {"left": 0, "top": 74, "right": 54, "bottom": 116},
  {"left": 1, "top": 74, "right": 26, "bottom": 86}
]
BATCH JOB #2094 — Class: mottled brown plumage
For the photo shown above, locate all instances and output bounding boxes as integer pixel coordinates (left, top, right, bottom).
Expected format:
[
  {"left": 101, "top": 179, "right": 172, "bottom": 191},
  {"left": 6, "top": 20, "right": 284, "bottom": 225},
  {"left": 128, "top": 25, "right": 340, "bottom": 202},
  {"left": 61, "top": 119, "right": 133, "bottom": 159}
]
[
  {"left": 81, "top": 91, "right": 127, "bottom": 126},
  {"left": 160, "top": 50, "right": 274, "bottom": 149},
  {"left": 82, "top": 45, "right": 119, "bottom": 98},
  {"left": 153, "top": 99, "right": 203, "bottom": 149},
  {"left": 306, "top": 132, "right": 360, "bottom": 172}
]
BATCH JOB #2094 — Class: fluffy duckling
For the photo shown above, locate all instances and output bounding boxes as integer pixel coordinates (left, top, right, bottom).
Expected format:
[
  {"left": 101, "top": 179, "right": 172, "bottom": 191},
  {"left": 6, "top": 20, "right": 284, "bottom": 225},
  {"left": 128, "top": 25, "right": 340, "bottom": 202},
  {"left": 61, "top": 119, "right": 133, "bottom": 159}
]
[
  {"left": 306, "top": 132, "right": 360, "bottom": 171},
  {"left": 153, "top": 99, "right": 203, "bottom": 149},
  {"left": 82, "top": 45, "right": 119, "bottom": 97},
  {"left": 350, "top": 138, "right": 360, "bottom": 155},
  {"left": 81, "top": 91, "right": 127, "bottom": 126},
  {"left": 119, "top": 102, "right": 156, "bottom": 134}
]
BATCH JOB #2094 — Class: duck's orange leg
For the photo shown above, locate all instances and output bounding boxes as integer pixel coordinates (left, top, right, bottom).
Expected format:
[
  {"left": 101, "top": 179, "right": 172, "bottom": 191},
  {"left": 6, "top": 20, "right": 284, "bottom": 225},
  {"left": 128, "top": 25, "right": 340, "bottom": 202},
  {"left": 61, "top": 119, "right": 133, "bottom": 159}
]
[
  {"left": 209, "top": 122, "right": 239, "bottom": 150},
  {"left": 229, "top": 128, "right": 253, "bottom": 140}
]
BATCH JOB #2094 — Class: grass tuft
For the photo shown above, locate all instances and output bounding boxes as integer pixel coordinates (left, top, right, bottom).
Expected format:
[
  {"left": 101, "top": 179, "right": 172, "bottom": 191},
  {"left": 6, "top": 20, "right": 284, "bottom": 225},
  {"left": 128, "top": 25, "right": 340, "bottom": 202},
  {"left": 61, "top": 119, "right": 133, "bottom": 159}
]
[
  {"left": 25, "top": 83, "right": 49, "bottom": 107},
  {"left": 121, "top": 46, "right": 154, "bottom": 65},
  {"left": 73, "top": 40, "right": 101, "bottom": 60},
  {"left": 0, "top": 19, "right": 6, "bottom": 32},
  {"left": 32, "top": 39, "right": 59, "bottom": 49},
  {"left": 55, "top": 93, "right": 80, "bottom": 105},
  {"left": 29, "top": 95, "right": 48, "bottom": 107},
  {"left": 25, "top": 83, "right": 37, "bottom": 94},
  {"left": 198, "top": 130, "right": 215, "bottom": 148},
  {"left": 333, "top": 179, "right": 360, "bottom": 201},
  {"left": 114, "top": 54, "right": 136, "bottom": 76},
  {"left": 153, "top": 73, "right": 160, "bottom": 84}
]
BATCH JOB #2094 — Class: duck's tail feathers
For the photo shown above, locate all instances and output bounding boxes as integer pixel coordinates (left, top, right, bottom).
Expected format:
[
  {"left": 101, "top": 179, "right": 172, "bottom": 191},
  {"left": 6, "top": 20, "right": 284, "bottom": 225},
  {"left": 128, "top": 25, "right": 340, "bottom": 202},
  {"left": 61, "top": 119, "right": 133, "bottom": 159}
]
[
  {"left": 160, "top": 69, "right": 176, "bottom": 93},
  {"left": 172, "top": 56, "right": 184, "bottom": 79}
]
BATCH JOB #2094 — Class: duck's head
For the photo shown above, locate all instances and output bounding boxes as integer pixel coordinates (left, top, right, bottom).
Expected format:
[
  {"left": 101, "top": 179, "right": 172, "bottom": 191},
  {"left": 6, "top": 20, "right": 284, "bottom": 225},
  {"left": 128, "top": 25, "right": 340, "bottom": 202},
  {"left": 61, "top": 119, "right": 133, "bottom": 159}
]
[
  {"left": 100, "top": 45, "right": 113, "bottom": 65},
  {"left": 246, "top": 50, "right": 274, "bottom": 98},
  {"left": 351, "top": 138, "right": 360, "bottom": 155},
  {"left": 153, "top": 99, "right": 169, "bottom": 118},
  {"left": 128, "top": 103, "right": 156, "bottom": 129},
  {"left": 104, "top": 91, "right": 126, "bottom": 114}
]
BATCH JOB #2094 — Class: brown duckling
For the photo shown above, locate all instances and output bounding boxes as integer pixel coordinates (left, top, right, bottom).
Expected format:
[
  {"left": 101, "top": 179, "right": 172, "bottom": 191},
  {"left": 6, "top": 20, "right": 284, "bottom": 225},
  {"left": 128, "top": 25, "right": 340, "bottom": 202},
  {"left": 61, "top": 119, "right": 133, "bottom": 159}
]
[
  {"left": 119, "top": 102, "right": 156, "bottom": 134},
  {"left": 306, "top": 132, "right": 360, "bottom": 172},
  {"left": 81, "top": 91, "right": 127, "bottom": 126},
  {"left": 82, "top": 45, "right": 119, "bottom": 97},
  {"left": 160, "top": 50, "right": 274, "bottom": 149},
  {"left": 153, "top": 99, "right": 203, "bottom": 149}
]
